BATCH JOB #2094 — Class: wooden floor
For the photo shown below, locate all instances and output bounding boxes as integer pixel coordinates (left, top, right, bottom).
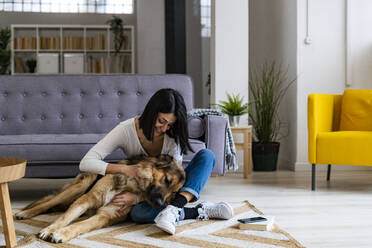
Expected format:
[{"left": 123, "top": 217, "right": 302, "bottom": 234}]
[{"left": 8, "top": 170, "right": 372, "bottom": 248}]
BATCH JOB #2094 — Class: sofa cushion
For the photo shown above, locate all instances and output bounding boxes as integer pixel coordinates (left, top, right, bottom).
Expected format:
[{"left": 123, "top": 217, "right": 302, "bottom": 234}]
[
  {"left": 317, "top": 131, "right": 372, "bottom": 166},
  {"left": 0, "top": 134, "right": 123, "bottom": 163},
  {"left": 0, "top": 75, "right": 194, "bottom": 135},
  {"left": 339, "top": 89, "right": 372, "bottom": 131}
]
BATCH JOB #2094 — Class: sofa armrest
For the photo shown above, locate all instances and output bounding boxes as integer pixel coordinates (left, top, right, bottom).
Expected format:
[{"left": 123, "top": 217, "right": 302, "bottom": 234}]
[
  {"left": 308, "top": 93, "right": 341, "bottom": 164},
  {"left": 203, "top": 115, "right": 228, "bottom": 175}
]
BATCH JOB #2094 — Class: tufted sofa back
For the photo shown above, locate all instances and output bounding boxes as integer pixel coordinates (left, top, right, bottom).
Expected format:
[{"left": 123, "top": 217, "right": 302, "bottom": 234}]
[{"left": 0, "top": 74, "right": 193, "bottom": 135}]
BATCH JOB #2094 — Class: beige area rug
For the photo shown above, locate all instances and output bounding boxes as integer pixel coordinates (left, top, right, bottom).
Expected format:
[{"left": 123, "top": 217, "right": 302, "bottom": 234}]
[{"left": 1, "top": 201, "right": 304, "bottom": 248}]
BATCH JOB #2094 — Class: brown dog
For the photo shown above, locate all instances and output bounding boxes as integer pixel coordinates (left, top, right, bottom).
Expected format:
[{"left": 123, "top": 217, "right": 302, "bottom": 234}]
[{"left": 15, "top": 155, "right": 185, "bottom": 243}]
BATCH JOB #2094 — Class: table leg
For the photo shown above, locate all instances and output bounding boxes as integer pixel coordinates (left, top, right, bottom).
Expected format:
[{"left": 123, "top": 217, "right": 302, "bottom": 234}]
[
  {"left": 243, "top": 130, "right": 249, "bottom": 178},
  {"left": 0, "top": 183, "right": 17, "bottom": 248},
  {"left": 248, "top": 127, "right": 253, "bottom": 174}
]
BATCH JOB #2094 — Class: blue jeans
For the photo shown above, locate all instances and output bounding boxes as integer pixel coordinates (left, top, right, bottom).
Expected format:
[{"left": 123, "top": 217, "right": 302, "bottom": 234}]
[{"left": 130, "top": 149, "right": 216, "bottom": 223}]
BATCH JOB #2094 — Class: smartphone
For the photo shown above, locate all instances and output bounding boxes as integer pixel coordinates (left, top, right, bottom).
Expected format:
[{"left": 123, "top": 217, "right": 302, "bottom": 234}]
[{"left": 238, "top": 217, "right": 267, "bottom": 224}]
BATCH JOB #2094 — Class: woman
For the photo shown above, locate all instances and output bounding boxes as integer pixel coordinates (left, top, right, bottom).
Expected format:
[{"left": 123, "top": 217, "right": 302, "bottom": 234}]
[{"left": 80, "top": 88, "right": 233, "bottom": 235}]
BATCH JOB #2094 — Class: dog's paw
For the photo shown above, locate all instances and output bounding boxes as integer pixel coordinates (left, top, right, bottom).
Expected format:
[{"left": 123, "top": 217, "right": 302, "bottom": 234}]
[
  {"left": 38, "top": 227, "right": 55, "bottom": 241},
  {"left": 15, "top": 210, "right": 34, "bottom": 220},
  {"left": 50, "top": 230, "right": 69, "bottom": 243}
]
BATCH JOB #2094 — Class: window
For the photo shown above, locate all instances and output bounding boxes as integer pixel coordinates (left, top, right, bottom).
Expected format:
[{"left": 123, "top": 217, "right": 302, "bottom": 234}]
[
  {"left": 200, "top": 0, "right": 211, "bottom": 37},
  {"left": 0, "top": 0, "right": 133, "bottom": 14}
]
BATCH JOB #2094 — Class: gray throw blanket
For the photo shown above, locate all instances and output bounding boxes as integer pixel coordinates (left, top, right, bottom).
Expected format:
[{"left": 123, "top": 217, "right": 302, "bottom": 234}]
[{"left": 187, "top": 109, "right": 238, "bottom": 171}]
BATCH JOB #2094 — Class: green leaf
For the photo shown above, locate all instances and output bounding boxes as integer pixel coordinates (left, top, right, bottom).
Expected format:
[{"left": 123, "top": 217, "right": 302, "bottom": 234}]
[
  {"left": 0, "top": 27, "right": 11, "bottom": 74},
  {"left": 248, "top": 61, "right": 296, "bottom": 142},
  {"left": 106, "top": 16, "right": 125, "bottom": 54},
  {"left": 216, "top": 92, "right": 249, "bottom": 116}
]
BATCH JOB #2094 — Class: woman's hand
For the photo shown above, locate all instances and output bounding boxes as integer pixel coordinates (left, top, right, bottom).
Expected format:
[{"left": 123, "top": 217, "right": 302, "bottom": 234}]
[
  {"left": 121, "top": 164, "right": 139, "bottom": 179},
  {"left": 112, "top": 191, "right": 137, "bottom": 211}
]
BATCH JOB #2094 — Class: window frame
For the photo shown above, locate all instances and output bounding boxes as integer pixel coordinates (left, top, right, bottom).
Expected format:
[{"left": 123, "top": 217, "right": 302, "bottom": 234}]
[{"left": 0, "top": 0, "right": 133, "bottom": 14}]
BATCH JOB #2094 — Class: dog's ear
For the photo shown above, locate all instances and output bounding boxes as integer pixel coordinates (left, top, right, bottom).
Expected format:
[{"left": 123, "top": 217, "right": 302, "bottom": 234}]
[{"left": 156, "top": 155, "right": 186, "bottom": 185}]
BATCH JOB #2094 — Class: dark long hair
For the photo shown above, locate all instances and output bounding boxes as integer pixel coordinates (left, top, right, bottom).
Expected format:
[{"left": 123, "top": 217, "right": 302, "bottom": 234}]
[{"left": 139, "top": 88, "right": 193, "bottom": 154}]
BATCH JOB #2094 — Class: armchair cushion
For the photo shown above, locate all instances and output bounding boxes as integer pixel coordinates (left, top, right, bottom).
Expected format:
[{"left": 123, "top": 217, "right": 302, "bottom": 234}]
[
  {"left": 340, "top": 89, "right": 372, "bottom": 131},
  {"left": 317, "top": 131, "right": 372, "bottom": 166},
  {"left": 187, "top": 116, "right": 205, "bottom": 138}
]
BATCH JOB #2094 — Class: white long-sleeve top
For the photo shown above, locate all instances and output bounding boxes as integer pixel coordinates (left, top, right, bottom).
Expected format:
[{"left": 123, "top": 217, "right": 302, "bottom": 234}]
[{"left": 79, "top": 117, "right": 183, "bottom": 175}]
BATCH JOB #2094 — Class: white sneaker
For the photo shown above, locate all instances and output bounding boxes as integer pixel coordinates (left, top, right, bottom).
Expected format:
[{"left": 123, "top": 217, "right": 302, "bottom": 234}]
[
  {"left": 154, "top": 205, "right": 181, "bottom": 235},
  {"left": 197, "top": 201, "right": 234, "bottom": 221}
]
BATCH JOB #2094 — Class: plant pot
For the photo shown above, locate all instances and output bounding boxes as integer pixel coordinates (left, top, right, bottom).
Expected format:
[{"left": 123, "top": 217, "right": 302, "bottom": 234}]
[
  {"left": 252, "top": 142, "right": 280, "bottom": 171},
  {"left": 229, "top": 115, "right": 240, "bottom": 127},
  {"left": 28, "top": 66, "right": 36, "bottom": 73},
  {"left": 26, "top": 60, "right": 37, "bottom": 73}
]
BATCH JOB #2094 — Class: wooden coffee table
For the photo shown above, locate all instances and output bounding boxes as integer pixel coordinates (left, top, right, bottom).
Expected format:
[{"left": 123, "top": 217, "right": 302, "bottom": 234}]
[{"left": 0, "top": 158, "right": 26, "bottom": 248}]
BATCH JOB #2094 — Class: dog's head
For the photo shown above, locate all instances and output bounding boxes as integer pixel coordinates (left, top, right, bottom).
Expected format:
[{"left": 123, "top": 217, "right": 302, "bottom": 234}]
[{"left": 141, "top": 155, "right": 186, "bottom": 209}]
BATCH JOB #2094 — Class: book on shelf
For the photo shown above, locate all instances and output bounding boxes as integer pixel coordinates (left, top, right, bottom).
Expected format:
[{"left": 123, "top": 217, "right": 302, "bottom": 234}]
[
  {"left": 14, "top": 36, "right": 37, "bottom": 49},
  {"left": 123, "top": 54, "right": 131, "bottom": 73},
  {"left": 40, "top": 36, "right": 61, "bottom": 50},
  {"left": 86, "top": 34, "right": 106, "bottom": 50},
  {"left": 14, "top": 56, "right": 25, "bottom": 73},
  {"left": 238, "top": 215, "right": 275, "bottom": 231},
  {"left": 63, "top": 36, "right": 84, "bottom": 50},
  {"left": 123, "top": 35, "right": 129, "bottom": 50},
  {"left": 100, "top": 57, "right": 107, "bottom": 73},
  {"left": 87, "top": 56, "right": 107, "bottom": 74}
]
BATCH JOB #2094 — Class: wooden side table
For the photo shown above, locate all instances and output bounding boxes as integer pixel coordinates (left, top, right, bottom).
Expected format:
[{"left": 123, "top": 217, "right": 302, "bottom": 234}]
[
  {"left": 0, "top": 158, "right": 26, "bottom": 248},
  {"left": 231, "top": 126, "right": 253, "bottom": 178}
]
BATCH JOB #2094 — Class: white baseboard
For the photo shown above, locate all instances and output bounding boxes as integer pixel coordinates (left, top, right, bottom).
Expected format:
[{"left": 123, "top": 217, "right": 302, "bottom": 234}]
[{"left": 295, "top": 162, "right": 372, "bottom": 171}]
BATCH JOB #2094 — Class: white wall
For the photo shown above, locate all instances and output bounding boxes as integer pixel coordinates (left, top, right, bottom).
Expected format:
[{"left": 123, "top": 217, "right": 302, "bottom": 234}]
[
  {"left": 249, "top": 0, "right": 297, "bottom": 170},
  {"left": 347, "top": 0, "right": 372, "bottom": 89},
  {"left": 136, "top": 0, "right": 165, "bottom": 74},
  {"left": 211, "top": 0, "right": 249, "bottom": 124}
]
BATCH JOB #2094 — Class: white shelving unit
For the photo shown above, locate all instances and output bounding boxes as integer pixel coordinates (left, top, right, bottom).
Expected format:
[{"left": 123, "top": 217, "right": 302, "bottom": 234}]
[{"left": 11, "top": 24, "right": 135, "bottom": 75}]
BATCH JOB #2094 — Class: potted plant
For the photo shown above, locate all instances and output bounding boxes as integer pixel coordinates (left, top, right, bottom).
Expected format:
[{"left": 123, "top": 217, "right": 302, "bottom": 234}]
[
  {"left": 0, "top": 27, "right": 11, "bottom": 74},
  {"left": 248, "top": 61, "right": 295, "bottom": 171},
  {"left": 26, "top": 58, "right": 37, "bottom": 73},
  {"left": 216, "top": 92, "right": 249, "bottom": 127},
  {"left": 106, "top": 16, "right": 125, "bottom": 54}
]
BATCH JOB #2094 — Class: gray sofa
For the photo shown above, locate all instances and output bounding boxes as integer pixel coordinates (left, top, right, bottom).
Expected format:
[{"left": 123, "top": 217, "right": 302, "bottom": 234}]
[{"left": 0, "top": 74, "right": 227, "bottom": 177}]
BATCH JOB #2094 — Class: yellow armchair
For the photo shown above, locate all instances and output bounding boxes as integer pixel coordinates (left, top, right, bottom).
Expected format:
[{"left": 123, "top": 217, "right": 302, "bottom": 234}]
[{"left": 308, "top": 92, "right": 372, "bottom": 190}]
